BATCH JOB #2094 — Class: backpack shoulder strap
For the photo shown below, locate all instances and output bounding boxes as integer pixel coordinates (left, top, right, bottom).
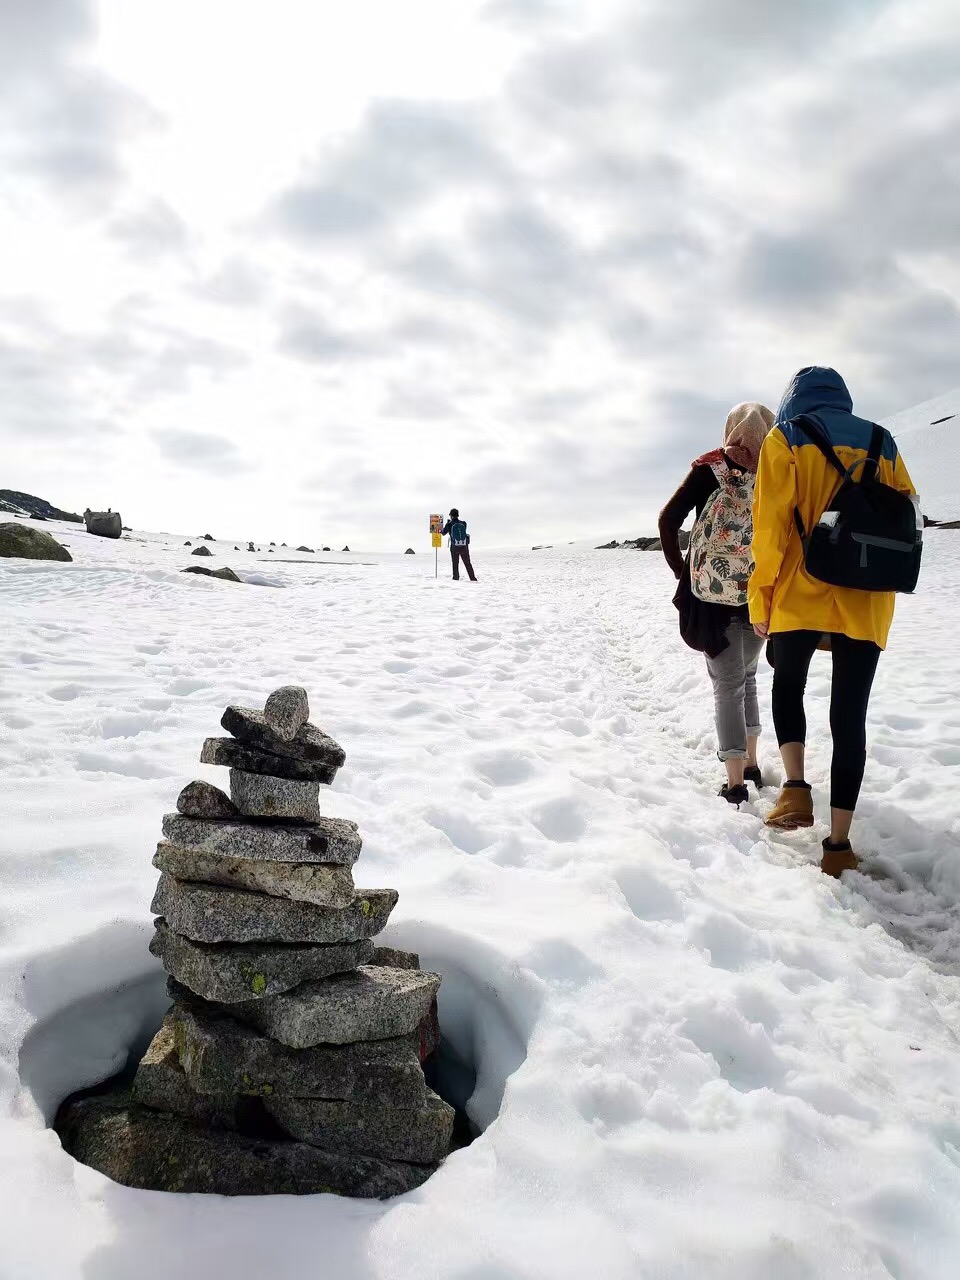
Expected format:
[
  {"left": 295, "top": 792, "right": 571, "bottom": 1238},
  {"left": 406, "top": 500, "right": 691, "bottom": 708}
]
[
  {"left": 791, "top": 415, "right": 847, "bottom": 479},
  {"left": 866, "top": 424, "right": 884, "bottom": 474}
]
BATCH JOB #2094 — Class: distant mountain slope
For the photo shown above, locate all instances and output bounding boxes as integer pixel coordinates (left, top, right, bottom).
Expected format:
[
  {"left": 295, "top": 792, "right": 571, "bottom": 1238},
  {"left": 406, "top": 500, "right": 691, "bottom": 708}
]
[
  {"left": 883, "top": 388, "right": 960, "bottom": 523},
  {"left": 0, "top": 490, "right": 82, "bottom": 523}
]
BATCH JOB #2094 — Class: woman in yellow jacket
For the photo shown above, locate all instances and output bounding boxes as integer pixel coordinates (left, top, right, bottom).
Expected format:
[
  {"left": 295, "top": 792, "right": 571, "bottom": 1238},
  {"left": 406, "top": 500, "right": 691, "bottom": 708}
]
[{"left": 749, "top": 366, "right": 916, "bottom": 877}]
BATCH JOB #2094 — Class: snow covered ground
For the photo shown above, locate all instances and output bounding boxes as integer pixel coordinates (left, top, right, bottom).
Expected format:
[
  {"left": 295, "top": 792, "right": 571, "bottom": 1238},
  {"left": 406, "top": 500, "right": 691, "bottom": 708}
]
[
  {"left": 885, "top": 389, "right": 960, "bottom": 523},
  {"left": 3, "top": 521, "right": 960, "bottom": 1279}
]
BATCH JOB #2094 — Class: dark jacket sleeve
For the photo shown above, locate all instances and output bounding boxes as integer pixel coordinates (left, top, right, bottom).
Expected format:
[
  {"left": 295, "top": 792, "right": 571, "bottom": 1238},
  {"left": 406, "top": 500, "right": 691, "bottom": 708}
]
[
  {"left": 658, "top": 467, "right": 715, "bottom": 579},
  {"left": 441, "top": 521, "right": 451, "bottom": 536}
]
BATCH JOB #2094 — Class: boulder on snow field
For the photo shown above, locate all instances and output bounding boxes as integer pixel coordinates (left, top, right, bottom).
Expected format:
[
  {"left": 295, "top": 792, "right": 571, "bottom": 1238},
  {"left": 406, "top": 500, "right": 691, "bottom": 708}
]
[
  {"left": 341, "top": 546, "right": 350, "bottom": 552},
  {"left": 269, "top": 542, "right": 276, "bottom": 546},
  {"left": 132, "top": 1019, "right": 238, "bottom": 1128},
  {"left": 229, "top": 769, "right": 321, "bottom": 822},
  {"left": 247, "top": 541, "right": 256, "bottom": 552},
  {"left": 191, "top": 545, "right": 213, "bottom": 557},
  {"left": 263, "top": 685, "right": 309, "bottom": 742},
  {"left": 322, "top": 546, "right": 331, "bottom": 551},
  {"left": 181, "top": 566, "right": 241, "bottom": 582},
  {"left": 234, "top": 545, "right": 240, "bottom": 550},
  {"left": 149, "top": 919, "right": 373, "bottom": 1004},
  {"left": 404, "top": 548, "right": 415, "bottom": 555},
  {"left": 150, "top": 874, "right": 397, "bottom": 946},
  {"left": 228, "top": 964, "right": 442, "bottom": 1049},
  {"left": 296, "top": 545, "right": 314, "bottom": 553},
  {"left": 83, "top": 509, "right": 122, "bottom": 538},
  {"left": 220, "top": 705, "right": 347, "bottom": 767},
  {"left": 169, "top": 987, "right": 427, "bottom": 1106},
  {"left": 267, "top": 1088, "right": 454, "bottom": 1164},
  {"left": 176, "top": 780, "right": 239, "bottom": 820},
  {"left": 203, "top": 533, "right": 214, "bottom": 541},
  {"left": 160, "top": 812, "right": 362, "bottom": 866},
  {"left": 269, "top": 548, "right": 274, "bottom": 552},
  {"left": 0, "top": 522, "right": 72, "bottom": 562},
  {"left": 184, "top": 540, "right": 192, "bottom": 546},
  {"left": 56, "top": 1091, "right": 435, "bottom": 1197},
  {"left": 153, "top": 841, "right": 357, "bottom": 909},
  {"left": 200, "top": 736, "right": 338, "bottom": 783},
  {"left": 281, "top": 542, "right": 287, "bottom": 547},
  {"left": 595, "top": 539, "right": 620, "bottom": 549}
]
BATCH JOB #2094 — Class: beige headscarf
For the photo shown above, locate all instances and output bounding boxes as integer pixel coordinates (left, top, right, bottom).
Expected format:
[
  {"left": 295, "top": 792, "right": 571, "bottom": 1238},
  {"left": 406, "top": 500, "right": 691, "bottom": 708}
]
[{"left": 723, "top": 401, "right": 774, "bottom": 473}]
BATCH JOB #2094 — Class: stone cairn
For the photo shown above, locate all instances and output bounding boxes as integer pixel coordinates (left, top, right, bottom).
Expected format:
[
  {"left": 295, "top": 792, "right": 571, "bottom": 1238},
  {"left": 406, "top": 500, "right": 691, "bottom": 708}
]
[{"left": 58, "top": 687, "right": 454, "bottom": 1197}]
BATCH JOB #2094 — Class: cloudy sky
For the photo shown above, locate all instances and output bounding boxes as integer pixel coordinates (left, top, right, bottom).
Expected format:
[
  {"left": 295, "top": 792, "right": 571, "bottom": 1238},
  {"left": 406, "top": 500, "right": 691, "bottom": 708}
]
[{"left": 1, "top": 0, "right": 958, "bottom": 549}]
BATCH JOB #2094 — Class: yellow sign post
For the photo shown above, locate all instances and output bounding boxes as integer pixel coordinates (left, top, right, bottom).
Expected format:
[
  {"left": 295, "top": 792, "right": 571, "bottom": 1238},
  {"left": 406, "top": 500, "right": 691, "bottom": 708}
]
[{"left": 430, "top": 514, "right": 443, "bottom": 576}]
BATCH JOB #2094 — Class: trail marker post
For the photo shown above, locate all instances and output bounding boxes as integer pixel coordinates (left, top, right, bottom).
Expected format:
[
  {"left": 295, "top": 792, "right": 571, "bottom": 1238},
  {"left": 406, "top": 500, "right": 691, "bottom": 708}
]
[{"left": 430, "top": 514, "right": 442, "bottom": 579}]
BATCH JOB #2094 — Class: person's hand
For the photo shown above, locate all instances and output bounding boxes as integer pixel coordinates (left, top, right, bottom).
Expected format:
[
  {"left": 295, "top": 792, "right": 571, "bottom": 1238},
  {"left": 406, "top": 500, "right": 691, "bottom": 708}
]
[{"left": 753, "top": 621, "right": 769, "bottom": 639}]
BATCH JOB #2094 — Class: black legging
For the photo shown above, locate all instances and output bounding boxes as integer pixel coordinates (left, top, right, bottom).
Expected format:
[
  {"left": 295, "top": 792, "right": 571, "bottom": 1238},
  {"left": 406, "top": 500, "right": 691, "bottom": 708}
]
[{"left": 771, "top": 630, "right": 881, "bottom": 811}]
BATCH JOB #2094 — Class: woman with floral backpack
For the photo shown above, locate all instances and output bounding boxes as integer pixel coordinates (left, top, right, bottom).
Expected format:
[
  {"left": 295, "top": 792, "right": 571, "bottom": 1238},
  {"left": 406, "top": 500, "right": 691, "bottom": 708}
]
[{"left": 659, "top": 402, "right": 775, "bottom": 806}]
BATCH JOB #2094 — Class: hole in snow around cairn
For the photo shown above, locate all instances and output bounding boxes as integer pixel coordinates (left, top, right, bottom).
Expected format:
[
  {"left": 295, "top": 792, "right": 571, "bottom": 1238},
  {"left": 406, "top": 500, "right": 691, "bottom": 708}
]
[{"left": 19, "top": 942, "right": 534, "bottom": 1179}]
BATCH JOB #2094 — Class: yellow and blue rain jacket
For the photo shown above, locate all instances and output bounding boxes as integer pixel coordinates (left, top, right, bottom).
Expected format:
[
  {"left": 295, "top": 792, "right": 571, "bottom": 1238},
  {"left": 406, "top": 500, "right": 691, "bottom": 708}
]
[{"left": 749, "top": 367, "right": 915, "bottom": 649}]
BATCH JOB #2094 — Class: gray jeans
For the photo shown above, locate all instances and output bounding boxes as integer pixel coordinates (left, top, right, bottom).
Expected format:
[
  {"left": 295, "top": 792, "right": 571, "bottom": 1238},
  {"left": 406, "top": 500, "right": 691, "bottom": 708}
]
[{"left": 704, "top": 617, "right": 764, "bottom": 760}]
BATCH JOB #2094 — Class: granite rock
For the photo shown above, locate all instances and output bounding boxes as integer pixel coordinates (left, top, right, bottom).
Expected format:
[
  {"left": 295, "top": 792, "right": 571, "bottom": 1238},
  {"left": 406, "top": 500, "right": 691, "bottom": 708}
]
[
  {"left": 149, "top": 920, "right": 373, "bottom": 1003},
  {"left": 229, "top": 769, "right": 320, "bottom": 821},
  {"left": 182, "top": 565, "right": 241, "bottom": 582},
  {"left": 369, "top": 946, "right": 421, "bottom": 970},
  {"left": 132, "top": 1018, "right": 237, "bottom": 1128},
  {"left": 0, "top": 523, "right": 72, "bottom": 562},
  {"left": 230, "top": 965, "right": 442, "bottom": 1048},
  {"left": 191, "top": 545, "right": 213, "bottom": 557},
  {"left": 151, "top": 874, "right": 397, "bottom": 945},
  {"left": 201, "top": 736, "right": 338, "bottom": 783},
  {"left": 267, "top": 1088, "right": 454, "bottom": 1164},
  {"left": 56, "top": 1093, "right": 437, "bottom": 1197},
  {"left": 161, "top": 813, "right": 362, "bottom": 865},
  {"left": 221, "top": 705, "right": 346, "bottom": 767},
  {"left": 153, "top": 841, "right": 356, "bottom": 908},
  {"left": 176, "top": 780, "right": 238, "bottom": 820},
  {"left": 170, "top": 990, "right": 427, "bottom": 1106},
  {"left": 263, "top": 685, "right": 309, "bottom": 741}
]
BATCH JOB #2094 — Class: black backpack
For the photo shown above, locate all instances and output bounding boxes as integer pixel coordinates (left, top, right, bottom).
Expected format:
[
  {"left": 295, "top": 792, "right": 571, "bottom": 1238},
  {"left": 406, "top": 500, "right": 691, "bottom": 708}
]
[{"left": 791, "top": 415, "right": 921, "bottom": 594}]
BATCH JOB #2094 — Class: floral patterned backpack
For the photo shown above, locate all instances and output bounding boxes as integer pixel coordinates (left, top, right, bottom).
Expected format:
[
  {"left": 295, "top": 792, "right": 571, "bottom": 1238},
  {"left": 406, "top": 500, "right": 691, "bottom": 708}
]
[{"left": 689, "top": 459, "right": 756, "bottom": 606}]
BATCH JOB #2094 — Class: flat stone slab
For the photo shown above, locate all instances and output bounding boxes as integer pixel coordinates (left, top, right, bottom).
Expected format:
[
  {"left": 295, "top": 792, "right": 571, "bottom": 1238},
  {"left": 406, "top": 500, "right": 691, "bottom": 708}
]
[
  {"left": 263, "top": 685, "right": 309, "bottom": 741},
  {"left": 161, "top": 813, "right": 361, "bottom": 866},
  {"left": 229, "top": 770, "right": 320, "bottom": 821},
  {"left": 132, "top": 1018, "right": 237, "bottom": 1129},
  {"left": 57, "top": 1093, "right": 437, "bottom": 1197},
  {"left": 221, "top": 706, "right": 346, "bottom": 767},
  {"left": 176, "top": 780, "right": 238, "bottom": 820},
  {"left": 201, "top": 737, "right": 338, "bottom": 783},
  {"left": 370, "top": 946, "right": 420, "bottom": 970},
  {"left": 170, "top": 989, "right": 427, "bottom": 1106},
  {"left": 151, "top": 874, "right": 398, "bottom": 945},
  {"left": 153, "top": 841, "right": 356, "bottom": 908},
  {"left": 149, "top": 920, "right": 373, "bottom": 1003},
  {"left": 267, "top": 1088, "right": 454, "bottom": 1164},
  {"left": 230, "top": 965, "right": 442, "bottom": 1048}
]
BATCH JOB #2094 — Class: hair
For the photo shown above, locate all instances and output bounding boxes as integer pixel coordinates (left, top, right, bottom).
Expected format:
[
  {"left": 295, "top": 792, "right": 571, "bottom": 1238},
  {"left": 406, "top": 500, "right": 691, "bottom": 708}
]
[{"left": 449, "top": 508, "right": 459, "bottom": 518}]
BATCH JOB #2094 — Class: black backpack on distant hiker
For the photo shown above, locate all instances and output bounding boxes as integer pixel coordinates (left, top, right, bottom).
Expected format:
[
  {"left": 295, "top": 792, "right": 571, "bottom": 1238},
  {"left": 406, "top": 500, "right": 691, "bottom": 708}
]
[
  {"left": 449, "top": 519, "right": 469, "bottom": 547},
  {"left": 791, "top": 415, "right": 922, "bottom": 594}
]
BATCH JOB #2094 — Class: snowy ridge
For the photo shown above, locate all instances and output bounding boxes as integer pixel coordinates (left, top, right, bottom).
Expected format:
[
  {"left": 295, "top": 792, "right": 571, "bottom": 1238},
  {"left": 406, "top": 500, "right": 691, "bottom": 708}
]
[
  {"left": 2, "top": 519, "right": 960, "bottom": 1278},
  {"left": 883, "top": 387, "right": 960, "bottom": 522}
]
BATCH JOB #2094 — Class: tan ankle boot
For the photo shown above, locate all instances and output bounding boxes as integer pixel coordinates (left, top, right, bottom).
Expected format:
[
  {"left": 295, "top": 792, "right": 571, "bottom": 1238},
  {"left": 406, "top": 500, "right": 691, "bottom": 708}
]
[
  {"left": 821, "top": 839, "right": 859, "bottom": 878},
  {"left": 765, "top": 785, "right": 814, "bottom": 830}
]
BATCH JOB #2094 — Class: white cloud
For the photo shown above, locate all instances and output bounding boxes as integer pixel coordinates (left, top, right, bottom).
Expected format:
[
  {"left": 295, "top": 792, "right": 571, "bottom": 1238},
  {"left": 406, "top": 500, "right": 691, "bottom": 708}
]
[{"left": 1, "top": 0, "right": 958, "bottom": 548}]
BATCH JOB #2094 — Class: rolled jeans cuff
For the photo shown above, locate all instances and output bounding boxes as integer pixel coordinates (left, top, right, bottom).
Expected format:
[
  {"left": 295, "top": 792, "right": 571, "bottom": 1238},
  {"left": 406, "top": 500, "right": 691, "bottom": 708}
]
[
  {"left": 746, "top": 724, "right": 762, "bottom": 738},
  {"left": 717, "top": 747, "right": 747, "bottom": 762}
]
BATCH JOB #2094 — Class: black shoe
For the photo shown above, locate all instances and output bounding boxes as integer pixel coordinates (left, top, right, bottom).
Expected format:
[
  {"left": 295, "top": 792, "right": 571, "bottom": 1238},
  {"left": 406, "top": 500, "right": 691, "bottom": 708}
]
[
  {"left": 719, "top": 783, "right": 749, "bottom": 808},
  {"left": 744, "top": 765, "right": 763, "bottom": 789}
]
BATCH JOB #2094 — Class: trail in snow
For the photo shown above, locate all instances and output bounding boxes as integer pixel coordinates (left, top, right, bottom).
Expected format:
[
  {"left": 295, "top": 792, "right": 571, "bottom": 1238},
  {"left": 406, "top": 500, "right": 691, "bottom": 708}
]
[{"left": 2, "top": 521, "right": 960, "bottom": 1280}]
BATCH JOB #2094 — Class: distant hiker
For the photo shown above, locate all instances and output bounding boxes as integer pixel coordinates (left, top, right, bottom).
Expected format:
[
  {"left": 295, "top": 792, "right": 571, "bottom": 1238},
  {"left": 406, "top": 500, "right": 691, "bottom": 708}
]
[
  {"left": 750, "top": 366, "right": 919, "bottom": 876},
  {"left": 442, "top": 508, "right": 477, "bottom": 581},
  {"left": 659, "top": 402, "right": 775, "bottom": 807}
]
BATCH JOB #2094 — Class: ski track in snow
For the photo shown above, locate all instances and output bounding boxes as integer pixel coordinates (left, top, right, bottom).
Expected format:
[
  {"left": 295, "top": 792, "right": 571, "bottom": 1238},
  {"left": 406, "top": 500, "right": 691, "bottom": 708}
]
[{"left": 2, "top": 523, "right": 960, "bottom": 1279}]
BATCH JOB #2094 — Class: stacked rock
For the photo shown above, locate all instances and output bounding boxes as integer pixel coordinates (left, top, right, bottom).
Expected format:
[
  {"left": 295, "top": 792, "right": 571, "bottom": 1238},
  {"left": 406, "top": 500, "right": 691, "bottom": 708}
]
[{"left": 58, "top": 687, "right": 453, "bottom": 1197}]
